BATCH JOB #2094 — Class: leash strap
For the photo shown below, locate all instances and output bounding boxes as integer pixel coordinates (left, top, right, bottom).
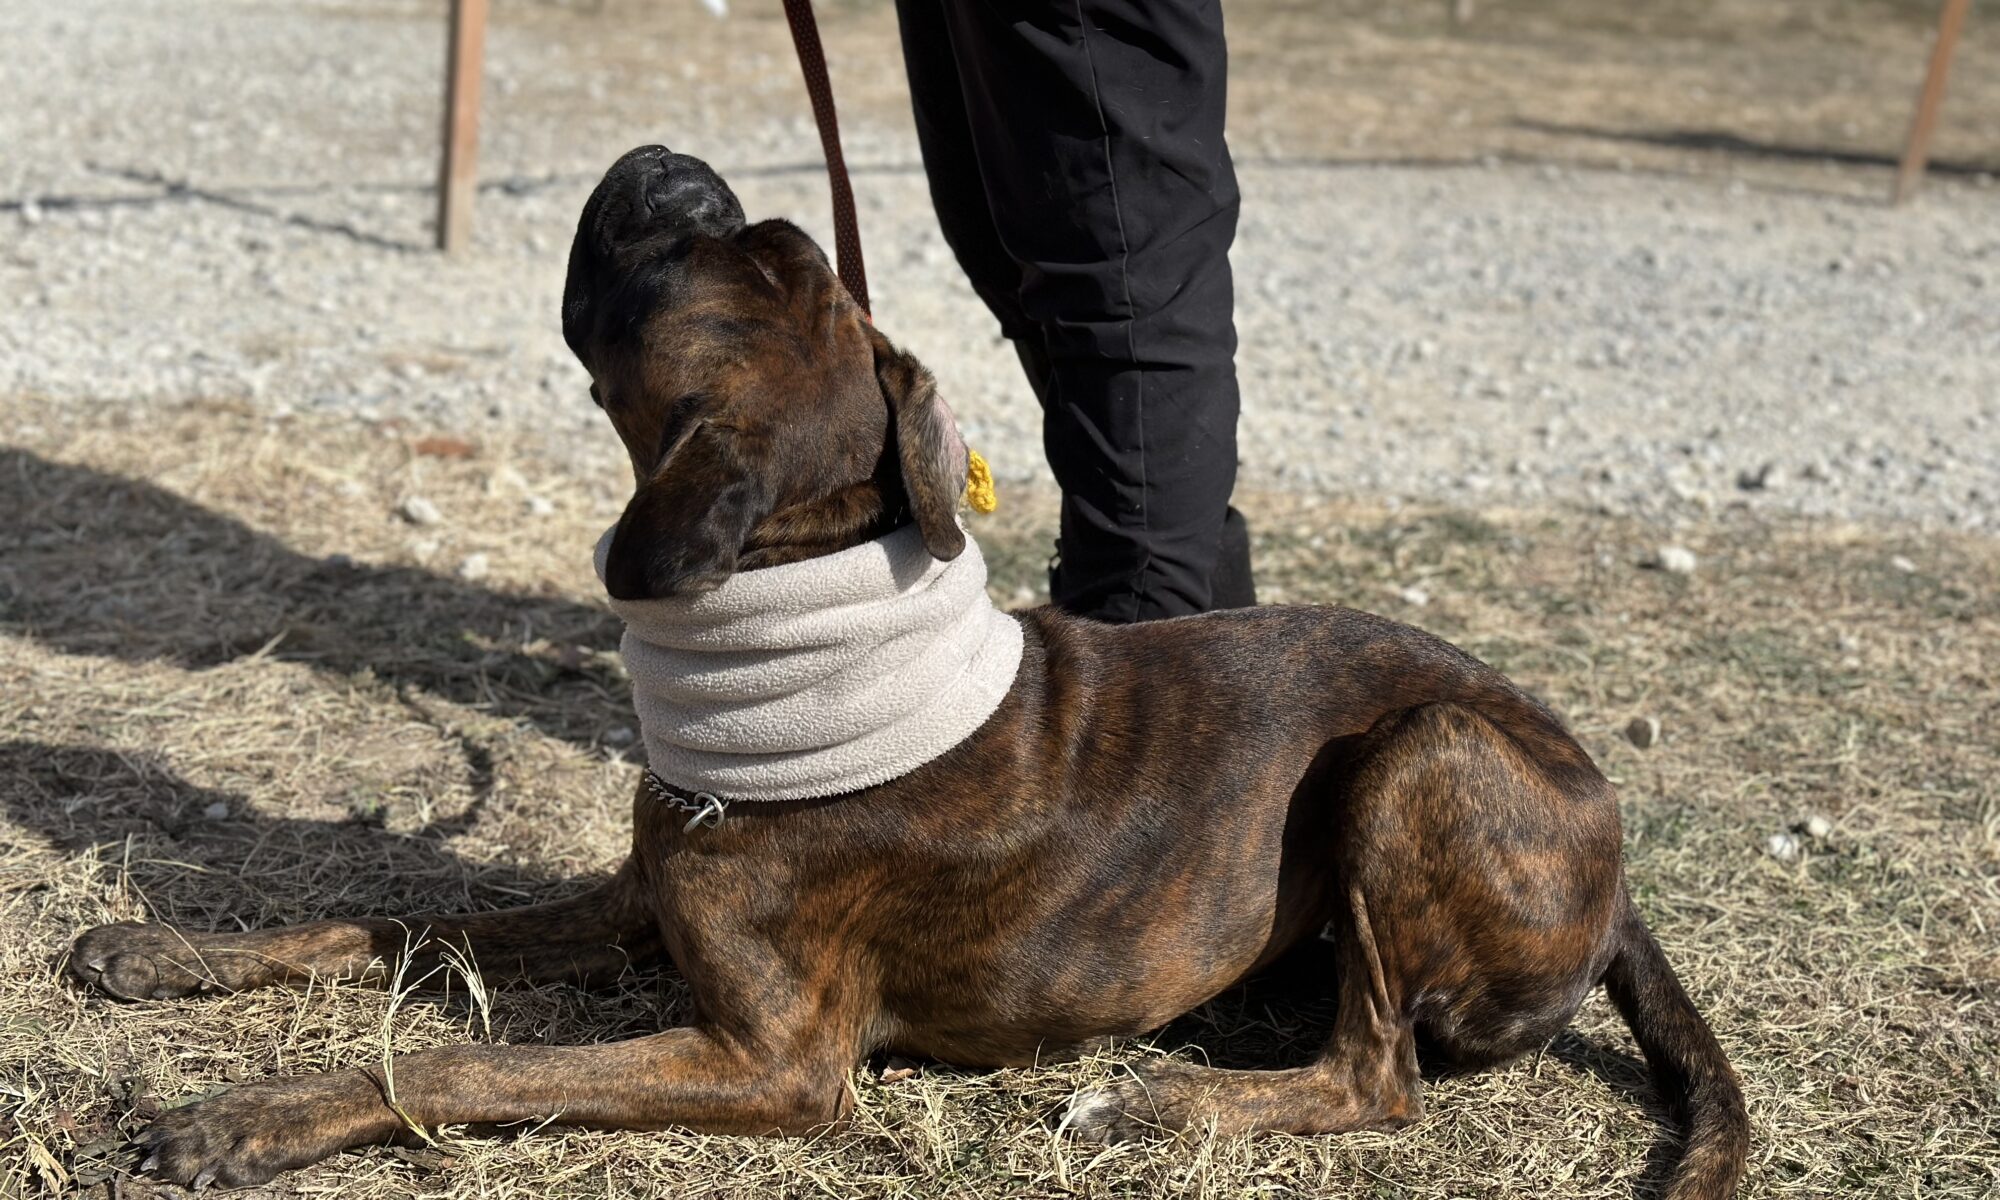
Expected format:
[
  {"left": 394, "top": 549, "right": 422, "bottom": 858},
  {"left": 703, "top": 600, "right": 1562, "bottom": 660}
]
[{"left": 781, "top": 0, "right": 870, "bottom": 316}]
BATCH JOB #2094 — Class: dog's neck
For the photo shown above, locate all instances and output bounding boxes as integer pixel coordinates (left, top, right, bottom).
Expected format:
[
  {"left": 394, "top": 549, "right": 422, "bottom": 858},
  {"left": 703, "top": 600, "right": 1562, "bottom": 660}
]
[{"left": 595, "top": 522, "right": 1025, "bottom": 803}]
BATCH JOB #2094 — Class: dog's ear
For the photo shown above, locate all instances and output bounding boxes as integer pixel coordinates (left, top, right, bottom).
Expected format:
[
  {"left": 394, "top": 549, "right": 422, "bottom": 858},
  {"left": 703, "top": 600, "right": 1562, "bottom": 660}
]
[
  {"left": 603, "top": 426, "right": 769, "bottom": 599},
  {"left": 871, "top": 328, "right": 966, "bottom": 562}
]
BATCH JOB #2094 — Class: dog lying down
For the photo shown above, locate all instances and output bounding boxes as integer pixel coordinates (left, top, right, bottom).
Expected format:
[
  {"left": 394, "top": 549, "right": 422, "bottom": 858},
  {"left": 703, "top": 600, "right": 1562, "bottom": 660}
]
[{"left": 67, "top": 146, "right": 1748, "bottom": 1198}]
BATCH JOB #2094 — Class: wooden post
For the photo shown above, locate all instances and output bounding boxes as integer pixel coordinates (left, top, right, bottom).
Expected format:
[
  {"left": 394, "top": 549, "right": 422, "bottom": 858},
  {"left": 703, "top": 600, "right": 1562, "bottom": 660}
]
[
  {"left": 1892, "top": 0, "right": 1972, "bottom": 205},
  {"left": 437, "top": 0, "right": 489, "bottom": 251}
]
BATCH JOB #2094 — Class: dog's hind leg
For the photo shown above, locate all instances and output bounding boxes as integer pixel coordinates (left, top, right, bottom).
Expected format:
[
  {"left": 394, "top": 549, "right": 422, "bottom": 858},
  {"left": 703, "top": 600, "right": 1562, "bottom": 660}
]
[
  {"left": 69, "top": 857, "right": 661, "bottom": 1000},
  {"left": 1064, "top": 701, "right": 1622, "bottom": 1142},
  {"left": 1061, "top": 881, "right": 1424, "bottom": 1140}
]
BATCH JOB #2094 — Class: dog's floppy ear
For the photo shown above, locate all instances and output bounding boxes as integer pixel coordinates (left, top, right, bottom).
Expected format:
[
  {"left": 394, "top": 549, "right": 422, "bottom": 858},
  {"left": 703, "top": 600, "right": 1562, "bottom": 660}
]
[
  {"left": 603, "top": 426, "right": 769, "bottom": 599},
  {"left": 871, "top": 328, "right": 966, "bottom": 562}
]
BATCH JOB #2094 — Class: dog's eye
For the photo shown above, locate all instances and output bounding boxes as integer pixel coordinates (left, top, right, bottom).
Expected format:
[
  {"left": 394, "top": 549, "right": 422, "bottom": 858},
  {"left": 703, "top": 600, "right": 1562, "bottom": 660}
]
[
  {"left": 655, "top": 393, "right": 707, "bottom": 462},
  {"left": 668, "top": 393, "right": 705, "bottom": 430}
]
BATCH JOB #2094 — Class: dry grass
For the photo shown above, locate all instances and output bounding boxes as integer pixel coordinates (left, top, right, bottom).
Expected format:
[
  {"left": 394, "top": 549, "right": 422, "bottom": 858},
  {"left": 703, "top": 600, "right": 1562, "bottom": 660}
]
[{"left": 2, "top": 398, "right": 1995, "bottom": 1199}]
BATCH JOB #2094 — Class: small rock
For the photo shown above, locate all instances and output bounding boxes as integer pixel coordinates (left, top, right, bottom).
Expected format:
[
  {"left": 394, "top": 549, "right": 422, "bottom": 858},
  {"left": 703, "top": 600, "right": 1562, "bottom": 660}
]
[
  {"left": 202, "top": 801, "right": 230, "bottom": 820},
  {"left": 1736, "top": 462, "right": 1787, "bottom": 492},
  {"left": 1668, "top": 478, "right": 1712, "bottom": 508},
  {"left": 523, "top": 494, "right": 556, "bottom": 517},
  {"left": 1765, "top": 831, "right": 1801, "bottom": 862},
  {"left": 1624, "top": 715, "right": 1661, "bottom": 749},
  {"left": 456, "top": 553, "right": 490, "bottom": 582},
  {"left": 413, "top": 435, "right": 477, "bottom": 460},
  {"left": 487, "top": 465, "right": 530, "bottom": 496},
  {"left": 397, "top": 496, "right": 443, "bottom": 526},
  {"left": 604, "top": 726, "right": 636, "bottom": 747},
  {"left": 1393, "top": 585, "right": 1431, "bottom": 608},
  {"left": 1802, "top": 814, "right": 1833, "bottom": 839},
  {"left": 1888, "top": 555, "right": 1916, "bottom": 574},
  {"left": 1649, "top": 545, "right": 1698, "bottom": 575}
]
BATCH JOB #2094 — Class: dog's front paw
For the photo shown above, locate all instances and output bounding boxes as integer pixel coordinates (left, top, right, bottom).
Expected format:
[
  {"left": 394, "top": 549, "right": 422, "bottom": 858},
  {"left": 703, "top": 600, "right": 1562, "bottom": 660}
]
[
  {"left": 69, "top": 923, "right": 222, "bottom": 1000},
  {"left": 136, "top": 1075, "right": 380, "bottom": 1189}
]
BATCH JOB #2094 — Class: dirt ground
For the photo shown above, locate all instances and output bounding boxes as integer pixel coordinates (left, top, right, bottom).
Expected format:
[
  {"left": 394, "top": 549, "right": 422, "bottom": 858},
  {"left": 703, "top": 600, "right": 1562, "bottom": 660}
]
[
  {"left": 564, "top": 0, "right": 2000, "bottom": 197},
  {"left": 3, "top": 398, "right": 1995, "bottom": 1199}
]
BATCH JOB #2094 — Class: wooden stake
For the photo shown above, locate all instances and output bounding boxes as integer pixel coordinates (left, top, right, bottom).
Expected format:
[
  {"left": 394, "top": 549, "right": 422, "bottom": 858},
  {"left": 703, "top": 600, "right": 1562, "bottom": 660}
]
[
  {"left": 1893, "top": 0, "right": 1972, "bottom": 205},
  {"left": 437, "top": 0, "right": 489, "bottom": 252}
]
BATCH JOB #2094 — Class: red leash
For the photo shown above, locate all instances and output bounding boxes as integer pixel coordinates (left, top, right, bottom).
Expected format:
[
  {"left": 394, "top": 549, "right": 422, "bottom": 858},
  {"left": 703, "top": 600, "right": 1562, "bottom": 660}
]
[{"left": 780, "top": 0, "right": 870, "bottom": 316}]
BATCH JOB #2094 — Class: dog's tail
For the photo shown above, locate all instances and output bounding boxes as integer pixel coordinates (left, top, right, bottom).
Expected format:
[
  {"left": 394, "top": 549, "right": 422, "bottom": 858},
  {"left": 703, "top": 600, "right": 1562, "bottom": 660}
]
[{"left": 1601, "top": 892, "right": 1749, "bottom": 1200}]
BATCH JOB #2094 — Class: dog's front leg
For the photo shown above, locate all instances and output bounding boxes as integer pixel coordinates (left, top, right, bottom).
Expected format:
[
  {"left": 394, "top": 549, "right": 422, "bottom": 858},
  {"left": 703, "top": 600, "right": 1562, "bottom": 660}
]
[
  {"left": 135, "top": 1026, "right": 854, "bottom": 1188},
  {"left": 70, "top": 859, "right": 661, "bottom": 999}
]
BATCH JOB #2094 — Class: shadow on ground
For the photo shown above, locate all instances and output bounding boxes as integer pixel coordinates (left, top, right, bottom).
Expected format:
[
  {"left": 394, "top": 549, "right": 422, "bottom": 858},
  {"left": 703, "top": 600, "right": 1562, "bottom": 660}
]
[
  {"left": 1, "top": 738, "right": 591, "bottom": 934},
  {"left": 0, "top": 447, "right": 628, "bottom": 751},
  {"left": 1514, "top": 118, "right": 2000, "bottom": 180}
]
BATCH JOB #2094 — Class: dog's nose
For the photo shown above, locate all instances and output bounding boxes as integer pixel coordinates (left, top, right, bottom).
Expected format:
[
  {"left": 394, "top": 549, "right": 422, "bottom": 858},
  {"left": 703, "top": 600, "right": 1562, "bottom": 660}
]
[
  {"left": 613, "top": 143, "right": 671, "bottom": 165},
  {"left": 627, "top": 149, "right": 745, "bottom": 241}
]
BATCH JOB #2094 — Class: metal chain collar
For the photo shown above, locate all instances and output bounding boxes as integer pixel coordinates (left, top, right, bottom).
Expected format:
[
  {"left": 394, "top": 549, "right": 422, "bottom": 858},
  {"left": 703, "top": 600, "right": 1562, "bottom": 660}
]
[{"left": 642, "top": 771, "right": 728, "bottom": 833}]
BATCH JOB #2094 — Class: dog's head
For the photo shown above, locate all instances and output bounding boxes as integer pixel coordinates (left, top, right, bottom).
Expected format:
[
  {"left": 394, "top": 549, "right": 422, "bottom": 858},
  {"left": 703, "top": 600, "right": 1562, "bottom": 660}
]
[{"left": 563, "top": 145, "right": 969, "bottom": 600}]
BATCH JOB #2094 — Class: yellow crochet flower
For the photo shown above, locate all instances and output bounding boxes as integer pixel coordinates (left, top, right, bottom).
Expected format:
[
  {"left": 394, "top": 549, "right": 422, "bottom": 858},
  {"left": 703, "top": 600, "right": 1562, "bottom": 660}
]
[{"left": 964, "top": 448, "right": 998, "bottom": 514}]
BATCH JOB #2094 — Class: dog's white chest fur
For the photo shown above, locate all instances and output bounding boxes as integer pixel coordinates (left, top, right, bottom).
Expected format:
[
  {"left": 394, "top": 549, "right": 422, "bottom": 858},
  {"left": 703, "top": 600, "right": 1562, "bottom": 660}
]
[{"left": 596, "top": 523, "right": 1025, "bottom": 802}]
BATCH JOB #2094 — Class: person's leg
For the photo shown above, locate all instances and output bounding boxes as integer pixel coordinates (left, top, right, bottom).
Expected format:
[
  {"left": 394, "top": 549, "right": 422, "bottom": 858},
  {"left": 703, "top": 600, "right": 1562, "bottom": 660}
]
[
  {"left": 895, "top": 0, "right": 1075, "bottom": 441},
  {"left": 896, "top": 0, "right": 1250, "bottom": 621},
  {"left": 893, "top": 0, "right": 1039, "bottom": 353}
]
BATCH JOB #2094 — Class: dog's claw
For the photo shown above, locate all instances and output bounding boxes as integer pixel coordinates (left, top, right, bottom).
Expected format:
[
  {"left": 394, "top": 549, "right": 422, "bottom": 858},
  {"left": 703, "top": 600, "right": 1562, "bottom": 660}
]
[
  {"left": 1058, "top": 1087, "right": 1131, "bottom": 1140},
  {"left": 140, "top": 1151, "right": 161, "bottom": 1173},
  {"left": 193, "top": 1167, "right": 217, "bottom": 1191}
]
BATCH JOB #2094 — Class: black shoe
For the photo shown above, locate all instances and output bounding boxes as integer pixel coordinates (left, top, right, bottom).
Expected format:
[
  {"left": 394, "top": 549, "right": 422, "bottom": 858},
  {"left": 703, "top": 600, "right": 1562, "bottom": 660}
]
[{"left": 1211, "top": 505, "right": 1257, "bottom": 610}]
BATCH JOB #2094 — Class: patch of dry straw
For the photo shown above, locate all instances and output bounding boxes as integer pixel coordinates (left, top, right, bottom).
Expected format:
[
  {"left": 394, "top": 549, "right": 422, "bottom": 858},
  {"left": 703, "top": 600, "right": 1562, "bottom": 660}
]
[{"left": 2, "top": 400, "right": 1994, "bottom": 1198}]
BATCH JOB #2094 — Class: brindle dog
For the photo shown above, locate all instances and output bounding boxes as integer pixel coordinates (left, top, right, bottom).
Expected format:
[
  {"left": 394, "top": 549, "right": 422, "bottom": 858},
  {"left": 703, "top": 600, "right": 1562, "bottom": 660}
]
[{"left": 68, "top": 146, "right": 1748, "bottom": 1198}]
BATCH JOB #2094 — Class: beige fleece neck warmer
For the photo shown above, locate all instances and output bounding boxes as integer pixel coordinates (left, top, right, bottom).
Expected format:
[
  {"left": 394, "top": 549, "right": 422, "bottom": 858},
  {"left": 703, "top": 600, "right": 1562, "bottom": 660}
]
[{"left": 595, "top": 522, "right": 1025, "bottom": 802}]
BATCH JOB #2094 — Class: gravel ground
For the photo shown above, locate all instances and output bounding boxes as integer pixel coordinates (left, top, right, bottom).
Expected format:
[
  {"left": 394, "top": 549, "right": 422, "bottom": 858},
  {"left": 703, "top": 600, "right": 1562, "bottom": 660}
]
[{"left": 4, "top": 0, "right": 1996, "bottom": 531}]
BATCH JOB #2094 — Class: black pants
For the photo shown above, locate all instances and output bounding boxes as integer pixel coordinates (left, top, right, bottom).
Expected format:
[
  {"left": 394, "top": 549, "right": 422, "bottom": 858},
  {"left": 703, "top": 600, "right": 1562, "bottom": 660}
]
[{"left": 894, "top": 0, "right": 1253, "bottom": 623}]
